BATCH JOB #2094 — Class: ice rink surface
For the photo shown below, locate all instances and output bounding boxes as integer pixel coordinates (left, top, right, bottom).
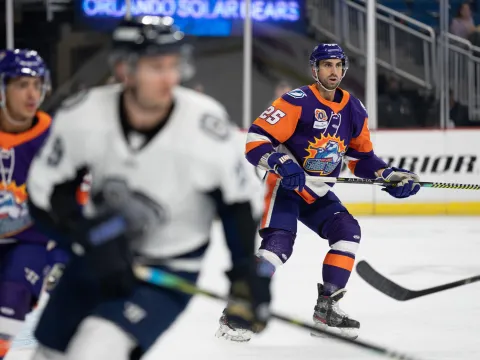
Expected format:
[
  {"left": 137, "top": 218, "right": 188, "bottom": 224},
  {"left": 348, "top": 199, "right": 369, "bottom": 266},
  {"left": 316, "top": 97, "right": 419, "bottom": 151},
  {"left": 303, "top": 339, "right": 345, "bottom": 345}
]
[{"left": 144, "top": 217, "right": 480, "bottom": 360}]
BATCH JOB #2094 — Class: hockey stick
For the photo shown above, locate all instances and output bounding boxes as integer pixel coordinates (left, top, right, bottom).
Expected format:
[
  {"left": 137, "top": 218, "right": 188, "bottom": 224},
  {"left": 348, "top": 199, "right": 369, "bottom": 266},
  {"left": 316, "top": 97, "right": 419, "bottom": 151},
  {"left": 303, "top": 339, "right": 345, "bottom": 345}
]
[
  {"left": 133, "top": 265, "right": 425, "bottom": 360},
  {"left": 356, "top": 260, "right": 480, "bottom": 301},
  {"left": 306, "top": 176, "right": 480, "bottom": 190}
]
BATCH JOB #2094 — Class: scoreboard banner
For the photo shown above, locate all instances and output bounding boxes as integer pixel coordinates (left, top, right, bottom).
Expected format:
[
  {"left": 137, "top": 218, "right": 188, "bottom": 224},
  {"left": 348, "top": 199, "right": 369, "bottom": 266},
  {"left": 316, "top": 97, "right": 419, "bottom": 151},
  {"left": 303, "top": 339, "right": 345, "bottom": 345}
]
[{"left": 78, "top": 0, "right": 305, "bottom": 36}]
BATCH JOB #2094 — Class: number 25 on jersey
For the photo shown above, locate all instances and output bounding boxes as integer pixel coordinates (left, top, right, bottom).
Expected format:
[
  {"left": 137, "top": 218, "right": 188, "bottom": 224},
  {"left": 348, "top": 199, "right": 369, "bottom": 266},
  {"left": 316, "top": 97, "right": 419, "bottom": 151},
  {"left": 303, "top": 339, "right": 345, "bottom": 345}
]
[{"left": 259, "top": 106, "right": 286, "bottom": 125}]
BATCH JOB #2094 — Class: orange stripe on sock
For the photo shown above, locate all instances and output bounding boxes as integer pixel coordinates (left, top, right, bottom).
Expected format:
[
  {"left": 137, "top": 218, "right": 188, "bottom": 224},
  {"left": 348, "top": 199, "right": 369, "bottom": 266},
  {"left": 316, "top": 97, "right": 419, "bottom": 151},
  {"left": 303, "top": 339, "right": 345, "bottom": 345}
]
[
  {"left": 324, "top": 253, "right": 355, "bottom": 272},
  {"left": 0, "top": 338, "right": 11, "bottom": 357}
]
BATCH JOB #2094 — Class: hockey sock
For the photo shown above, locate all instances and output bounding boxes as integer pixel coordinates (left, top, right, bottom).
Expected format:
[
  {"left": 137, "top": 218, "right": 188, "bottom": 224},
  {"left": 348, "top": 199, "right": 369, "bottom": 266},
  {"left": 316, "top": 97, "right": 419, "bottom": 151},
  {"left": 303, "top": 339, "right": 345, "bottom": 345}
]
[
  {"left": 256, "top": 256, "right": 277, "bottom": 277},
  {"left": 322, "top": 250, "right": 355, "bottom": 295}
]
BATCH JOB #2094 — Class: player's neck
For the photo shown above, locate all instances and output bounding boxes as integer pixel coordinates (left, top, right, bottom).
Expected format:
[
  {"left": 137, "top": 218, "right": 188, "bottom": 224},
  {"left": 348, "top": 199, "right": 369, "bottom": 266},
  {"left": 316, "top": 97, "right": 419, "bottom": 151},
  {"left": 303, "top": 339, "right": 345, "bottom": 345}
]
[
  {"left": 124, "top": 92, "right": 171, "bottom": 131},
  {"left": 316, "top": 83, "right": 335, "bottom": 102},
  {"left": 0, "top": 113, "right": 34, "bottom": 133}
]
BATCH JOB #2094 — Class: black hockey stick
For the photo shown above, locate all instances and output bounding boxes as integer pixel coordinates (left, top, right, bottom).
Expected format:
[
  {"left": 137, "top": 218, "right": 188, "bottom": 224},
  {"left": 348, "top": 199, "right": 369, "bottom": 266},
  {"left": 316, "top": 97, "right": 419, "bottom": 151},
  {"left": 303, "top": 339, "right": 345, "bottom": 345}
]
[
  {"left": 306, "top": 176, "right": 480, "bottom": 190},
  {"left": 134, "top": 265, "right": 425, "bottom": 360},
  {"left": 356, "top": 260, "right": 480, "bottom": 301}
]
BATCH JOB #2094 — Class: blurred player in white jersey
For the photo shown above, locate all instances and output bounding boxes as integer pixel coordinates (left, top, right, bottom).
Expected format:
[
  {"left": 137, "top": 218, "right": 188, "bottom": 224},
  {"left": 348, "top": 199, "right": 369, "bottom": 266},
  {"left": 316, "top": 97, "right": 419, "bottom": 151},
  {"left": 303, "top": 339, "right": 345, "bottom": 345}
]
[{"left": 20, "top": 15, "right": 271, "bottom": 360}]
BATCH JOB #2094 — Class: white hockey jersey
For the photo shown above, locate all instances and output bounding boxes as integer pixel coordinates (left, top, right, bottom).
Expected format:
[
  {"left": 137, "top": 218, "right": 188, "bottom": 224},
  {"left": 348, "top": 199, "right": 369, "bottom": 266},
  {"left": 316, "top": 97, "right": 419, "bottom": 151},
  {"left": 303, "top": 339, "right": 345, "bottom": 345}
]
[{"left": 27, "top": 84, "right": 264, "bottom": 271}]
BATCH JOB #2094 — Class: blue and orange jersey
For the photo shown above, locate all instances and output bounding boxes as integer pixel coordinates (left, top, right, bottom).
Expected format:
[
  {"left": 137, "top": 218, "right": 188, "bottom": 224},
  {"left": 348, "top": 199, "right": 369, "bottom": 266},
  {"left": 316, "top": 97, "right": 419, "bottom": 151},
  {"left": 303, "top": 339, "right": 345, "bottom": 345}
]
[
  {"left": 246, "top": 84, "right": 387, "bottom": 201},
  {"left": 0, "top": 111, "right": 89, "bottom": 242}
]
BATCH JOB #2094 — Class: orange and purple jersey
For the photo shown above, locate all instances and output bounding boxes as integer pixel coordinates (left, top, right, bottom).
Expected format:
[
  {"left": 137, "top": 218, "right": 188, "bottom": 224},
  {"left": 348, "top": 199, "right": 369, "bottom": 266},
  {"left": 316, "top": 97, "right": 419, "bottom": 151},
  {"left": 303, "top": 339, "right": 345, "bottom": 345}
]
[
  {"left": 0, "top": 111, "right": 52, "bottom": 242},
  {"left": 0, "top": 111, "right": 90, "bottom": 243},
  {"left": 246, "top": 84, "right": 387, "bottom": 198}
]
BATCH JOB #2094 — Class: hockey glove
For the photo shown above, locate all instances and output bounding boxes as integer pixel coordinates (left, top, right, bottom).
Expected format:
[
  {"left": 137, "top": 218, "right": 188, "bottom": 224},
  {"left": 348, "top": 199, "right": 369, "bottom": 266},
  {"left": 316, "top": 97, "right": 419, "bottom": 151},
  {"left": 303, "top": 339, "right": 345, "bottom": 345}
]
[
  {"left": 266, "top": 152, "right": 305, "bottom": 191},
  {"left": 225, "top": 258, "right": 272, "bottom": 334},
  {"left": 380, "top": 167, "right": 421, "bottom": 198},
  {"left": 70, "top": 212, "right": 136, "bottom": 298}
]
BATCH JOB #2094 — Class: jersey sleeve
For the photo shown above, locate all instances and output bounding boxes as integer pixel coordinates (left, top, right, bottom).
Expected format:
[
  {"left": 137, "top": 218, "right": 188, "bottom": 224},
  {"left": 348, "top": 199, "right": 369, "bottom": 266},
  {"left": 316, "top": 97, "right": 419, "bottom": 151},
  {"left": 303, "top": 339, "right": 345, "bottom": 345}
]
[
  {"left": 216, "top": 132, "right": 265, "bottom": 267},
  {"left": 194, "top": 122, "right": 264, "bottom": 267},
  {"left": 27, "top": 110, "right": 88, "bottom": 219},
  {"left": 245, "top": 97, "right": 302, "bottom": 167},
  {"left": 345, "top": 109, "right": 387, "bottom": 179}
]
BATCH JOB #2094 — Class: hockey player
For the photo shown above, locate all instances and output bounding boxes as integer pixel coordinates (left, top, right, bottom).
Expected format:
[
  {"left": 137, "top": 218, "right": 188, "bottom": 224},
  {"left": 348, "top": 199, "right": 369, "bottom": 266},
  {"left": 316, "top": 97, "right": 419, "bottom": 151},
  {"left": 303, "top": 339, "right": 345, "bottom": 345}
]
[
  {"left": 216, "top": 43, "right": 421, "bottom": 342},
  {"left": 25, "top": 16, "right": 271, "bottom": 360},
  {"left": 0, "top": 49, "right": 69, "bottom": 359}
]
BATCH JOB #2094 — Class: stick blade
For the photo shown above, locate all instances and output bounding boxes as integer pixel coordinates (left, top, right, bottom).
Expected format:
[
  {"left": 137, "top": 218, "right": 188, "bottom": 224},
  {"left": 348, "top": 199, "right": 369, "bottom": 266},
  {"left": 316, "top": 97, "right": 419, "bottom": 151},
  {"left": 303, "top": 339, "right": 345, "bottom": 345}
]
[{"left": 356, "top": 261, "right": 415, "bottom": 301}]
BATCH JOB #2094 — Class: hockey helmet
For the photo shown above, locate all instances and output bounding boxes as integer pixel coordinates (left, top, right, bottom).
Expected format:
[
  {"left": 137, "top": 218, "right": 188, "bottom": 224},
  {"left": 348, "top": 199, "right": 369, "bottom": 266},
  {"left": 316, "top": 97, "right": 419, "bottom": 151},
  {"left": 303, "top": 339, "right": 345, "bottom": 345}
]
[
  {"left": 110, "top": 16, "right": 194, "bottom": 80},
  {"left": 0, "top": 49, "right": 51, "bottom": 108},
  {"left": 309, "top": 43, "right": 349, "bottom": 78}
]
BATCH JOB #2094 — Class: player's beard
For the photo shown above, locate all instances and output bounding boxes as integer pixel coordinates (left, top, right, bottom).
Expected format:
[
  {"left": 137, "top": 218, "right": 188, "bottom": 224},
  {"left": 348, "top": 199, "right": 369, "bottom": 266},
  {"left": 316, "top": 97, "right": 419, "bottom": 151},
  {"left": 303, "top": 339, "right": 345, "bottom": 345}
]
[{"left": 319, "top": 77, "right": 341, "bottom": 92}]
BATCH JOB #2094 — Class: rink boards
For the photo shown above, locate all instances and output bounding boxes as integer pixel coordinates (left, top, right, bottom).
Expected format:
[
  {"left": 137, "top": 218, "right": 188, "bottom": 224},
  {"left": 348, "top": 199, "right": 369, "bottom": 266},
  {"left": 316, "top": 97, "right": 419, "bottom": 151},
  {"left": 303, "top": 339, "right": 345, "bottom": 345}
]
[{"left": 239, "top": 128, "right": 480, "bottom": 215}]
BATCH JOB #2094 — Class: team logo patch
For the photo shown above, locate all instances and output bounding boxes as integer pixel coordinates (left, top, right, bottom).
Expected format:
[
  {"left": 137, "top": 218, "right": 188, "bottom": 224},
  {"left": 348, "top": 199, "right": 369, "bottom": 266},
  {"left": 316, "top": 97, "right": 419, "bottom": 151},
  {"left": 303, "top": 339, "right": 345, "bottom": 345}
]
[
  {"left": 287, "top": 89, "right": 307, "bottom": 99},
  {"left": 315, "top": 109, "right": 328, "bottom": 122},
  {"left": 0, "top": 181, "right": 32, "bottom": 237},
  {"left": 303, "top": 134, "right": 347, "bottom": 175},
  {"left": 313, "top": 109, "right": 328, "bottom": 129},
  {"left": 200, "top": 114, "right": 230, "bottom": 140}
]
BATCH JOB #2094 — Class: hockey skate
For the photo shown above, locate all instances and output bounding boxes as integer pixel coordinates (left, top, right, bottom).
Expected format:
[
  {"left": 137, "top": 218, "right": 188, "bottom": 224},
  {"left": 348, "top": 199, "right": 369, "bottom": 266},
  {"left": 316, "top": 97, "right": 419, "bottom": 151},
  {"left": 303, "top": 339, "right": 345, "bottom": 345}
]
[
  {"left": 311, "top": 283, "right": 360, "bottom": 339},
  {"left": 215, "top": 310, "right": 254, "bottom": 343}
]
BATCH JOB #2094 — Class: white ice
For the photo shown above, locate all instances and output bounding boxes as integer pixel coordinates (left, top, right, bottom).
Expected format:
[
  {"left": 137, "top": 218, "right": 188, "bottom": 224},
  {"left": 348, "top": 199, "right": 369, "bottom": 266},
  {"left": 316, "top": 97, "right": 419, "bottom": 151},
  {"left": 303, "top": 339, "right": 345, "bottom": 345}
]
[{"left": 143, "top": 217, "right": 480, "bottom": 360}]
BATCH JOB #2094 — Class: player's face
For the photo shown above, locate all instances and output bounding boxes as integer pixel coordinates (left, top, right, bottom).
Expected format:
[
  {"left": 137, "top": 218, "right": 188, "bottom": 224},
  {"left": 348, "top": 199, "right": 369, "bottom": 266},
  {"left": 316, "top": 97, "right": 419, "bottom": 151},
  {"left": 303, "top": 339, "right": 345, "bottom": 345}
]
[
  {"left": 4, "top": 77, "right": 42, "bottom": 120},
  {"left": 315, "top": 59, "right": 344, "bottom": 91},
  {"left": 133, "top": 54, "right": 181, "bottom": 109}
]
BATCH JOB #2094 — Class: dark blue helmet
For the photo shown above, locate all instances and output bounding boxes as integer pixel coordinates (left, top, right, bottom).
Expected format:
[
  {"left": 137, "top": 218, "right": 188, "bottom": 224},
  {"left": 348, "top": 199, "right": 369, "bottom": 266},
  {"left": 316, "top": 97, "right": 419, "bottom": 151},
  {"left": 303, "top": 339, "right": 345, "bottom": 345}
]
[
  {"left": 0, "top": 49, "right": 51, "bottom": 108},
  {"left": 0, "top": 49, "right": 49, "bottom": 79},
  {"left": 309, "top": 43, "right": 349, "bottom": 77}
]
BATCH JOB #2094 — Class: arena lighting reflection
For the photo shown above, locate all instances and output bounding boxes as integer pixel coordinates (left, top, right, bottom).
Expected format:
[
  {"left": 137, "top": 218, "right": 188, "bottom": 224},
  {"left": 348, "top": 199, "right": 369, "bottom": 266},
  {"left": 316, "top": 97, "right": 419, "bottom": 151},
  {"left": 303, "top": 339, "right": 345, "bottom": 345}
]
[{"left": 82, "top": 0, "right": 301, "bottom": 22}]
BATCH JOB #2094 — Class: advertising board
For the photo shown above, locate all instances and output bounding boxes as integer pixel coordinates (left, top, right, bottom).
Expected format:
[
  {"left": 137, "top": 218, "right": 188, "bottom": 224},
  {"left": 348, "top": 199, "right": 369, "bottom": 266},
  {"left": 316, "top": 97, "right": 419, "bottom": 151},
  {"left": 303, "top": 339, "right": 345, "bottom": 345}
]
[{"left": 238, "top": 129, "right": 480, "bottom": 215}]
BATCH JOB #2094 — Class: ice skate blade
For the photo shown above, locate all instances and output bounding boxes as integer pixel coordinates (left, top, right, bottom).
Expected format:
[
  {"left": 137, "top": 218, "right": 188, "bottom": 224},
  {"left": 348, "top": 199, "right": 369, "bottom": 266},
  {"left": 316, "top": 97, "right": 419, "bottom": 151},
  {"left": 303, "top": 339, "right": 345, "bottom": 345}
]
[
  {"left": 310, "top": 321, "right": 359, "bottom": 340},
  {"left": 215, "top": 324, "right": 253, "bottom": 343}
]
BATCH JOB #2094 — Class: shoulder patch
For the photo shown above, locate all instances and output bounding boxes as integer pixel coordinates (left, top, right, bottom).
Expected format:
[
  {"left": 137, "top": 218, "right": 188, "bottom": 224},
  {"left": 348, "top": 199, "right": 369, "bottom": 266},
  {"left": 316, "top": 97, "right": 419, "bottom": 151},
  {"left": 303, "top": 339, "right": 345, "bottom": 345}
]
[
  {"left": 200, "top": 114, "right": 231, "bottom": 141},
  {"left": 286, "top": 89, "right": 307, "bottom": 99}
]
